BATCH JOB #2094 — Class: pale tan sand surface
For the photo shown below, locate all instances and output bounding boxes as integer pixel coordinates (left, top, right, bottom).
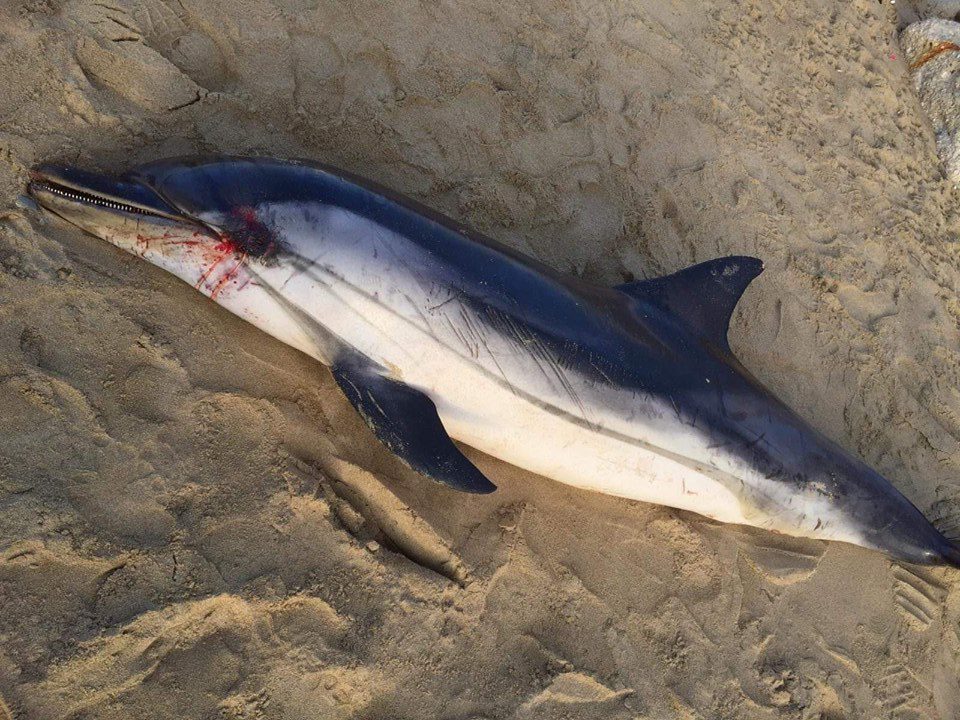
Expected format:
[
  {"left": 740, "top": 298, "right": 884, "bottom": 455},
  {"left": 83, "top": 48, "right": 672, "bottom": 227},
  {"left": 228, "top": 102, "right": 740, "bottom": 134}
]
[{"left": 2, "top": 1, "right": 960, "bottom": 718}]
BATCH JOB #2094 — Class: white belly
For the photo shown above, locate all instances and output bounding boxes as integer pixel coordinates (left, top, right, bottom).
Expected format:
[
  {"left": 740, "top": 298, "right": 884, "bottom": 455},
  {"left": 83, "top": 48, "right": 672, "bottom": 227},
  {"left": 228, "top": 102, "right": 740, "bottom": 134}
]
[{"left": 434, "top": 362, "right": 753, "bottom": 525}]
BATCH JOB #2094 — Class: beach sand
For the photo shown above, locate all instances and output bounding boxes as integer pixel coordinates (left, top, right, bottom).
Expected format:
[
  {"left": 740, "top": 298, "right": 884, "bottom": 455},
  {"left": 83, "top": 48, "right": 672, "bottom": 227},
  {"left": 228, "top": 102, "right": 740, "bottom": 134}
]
[{"left": 2, "top": 0, "right": 960, "bottom": 717}]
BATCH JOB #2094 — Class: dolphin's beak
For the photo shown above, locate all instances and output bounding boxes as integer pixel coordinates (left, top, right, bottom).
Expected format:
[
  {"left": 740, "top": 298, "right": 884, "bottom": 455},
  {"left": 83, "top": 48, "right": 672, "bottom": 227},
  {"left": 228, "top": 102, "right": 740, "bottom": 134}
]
[
  {"left": 29, "top": 164, "right": 183, "bottom": 220},
  {"left": 27, "top": 163, "right": 215, "bottom": 246}
]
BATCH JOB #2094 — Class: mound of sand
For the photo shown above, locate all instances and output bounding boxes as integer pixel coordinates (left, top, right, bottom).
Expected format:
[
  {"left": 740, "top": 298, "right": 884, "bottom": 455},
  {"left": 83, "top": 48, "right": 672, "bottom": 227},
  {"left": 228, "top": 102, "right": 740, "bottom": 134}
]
[{"left": 2, "top": 0, "right": 960, "bottom": 717}]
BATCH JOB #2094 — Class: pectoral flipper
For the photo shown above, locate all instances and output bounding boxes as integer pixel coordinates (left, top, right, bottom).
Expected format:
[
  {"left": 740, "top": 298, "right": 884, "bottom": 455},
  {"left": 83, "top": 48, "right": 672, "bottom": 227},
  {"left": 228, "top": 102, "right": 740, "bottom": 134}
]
[{"left": 331, "top": 359, "right": 497, "bottom": 494}]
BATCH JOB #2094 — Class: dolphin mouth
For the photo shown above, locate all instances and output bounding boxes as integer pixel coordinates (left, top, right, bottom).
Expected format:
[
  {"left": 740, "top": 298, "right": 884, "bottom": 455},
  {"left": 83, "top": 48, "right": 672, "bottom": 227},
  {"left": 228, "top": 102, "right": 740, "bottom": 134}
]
[
  {"left": 30, "top": 177, "right": 160, "bottom": 216},
  {"left": 28, "top": 164, "right": 188, "bottom": 222}
]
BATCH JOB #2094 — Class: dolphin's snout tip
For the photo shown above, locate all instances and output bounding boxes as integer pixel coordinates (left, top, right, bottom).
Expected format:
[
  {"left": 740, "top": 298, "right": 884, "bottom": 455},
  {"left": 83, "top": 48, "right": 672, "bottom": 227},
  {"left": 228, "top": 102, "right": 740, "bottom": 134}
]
[
  {"left": 28, "top": 163, "right": 69, "bottom": 184},
  {"left": 27, "top": 165, "right": 52, "bottom": 191}
]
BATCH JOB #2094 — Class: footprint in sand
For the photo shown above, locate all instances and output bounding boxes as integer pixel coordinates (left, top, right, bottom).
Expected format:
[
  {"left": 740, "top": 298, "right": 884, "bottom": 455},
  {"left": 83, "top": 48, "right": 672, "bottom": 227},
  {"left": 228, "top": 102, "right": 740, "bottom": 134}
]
[
  {"left": 874, "top": 663, "right": 929, "bottom": 719},
  {"left": 738, "top": 535, "right": 825, "bottom": 587},
  {"left": 891, "top": 565, "right": 945, "bottom": 631}
]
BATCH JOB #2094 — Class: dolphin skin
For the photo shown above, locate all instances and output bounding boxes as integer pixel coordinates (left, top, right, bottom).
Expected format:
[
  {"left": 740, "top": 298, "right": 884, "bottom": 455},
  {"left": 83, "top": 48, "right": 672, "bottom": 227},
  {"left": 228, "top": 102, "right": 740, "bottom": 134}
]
[{"left": 27, "top": 156, "right": 960, "bottom": 567}]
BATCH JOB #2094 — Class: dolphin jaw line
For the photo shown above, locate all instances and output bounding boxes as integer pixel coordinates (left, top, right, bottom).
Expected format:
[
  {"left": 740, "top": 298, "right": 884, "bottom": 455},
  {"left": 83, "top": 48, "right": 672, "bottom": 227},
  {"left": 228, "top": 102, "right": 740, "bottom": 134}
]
[{"left": 29, "top": 178, "right": 159, "bottom": 216}]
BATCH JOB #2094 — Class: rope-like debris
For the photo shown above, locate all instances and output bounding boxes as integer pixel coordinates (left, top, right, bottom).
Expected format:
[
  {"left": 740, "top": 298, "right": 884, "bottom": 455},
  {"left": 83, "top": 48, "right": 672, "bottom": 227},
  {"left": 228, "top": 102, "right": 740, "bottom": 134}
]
[{"left": 909, "top": 41, "right": 960, "bottom": 71}]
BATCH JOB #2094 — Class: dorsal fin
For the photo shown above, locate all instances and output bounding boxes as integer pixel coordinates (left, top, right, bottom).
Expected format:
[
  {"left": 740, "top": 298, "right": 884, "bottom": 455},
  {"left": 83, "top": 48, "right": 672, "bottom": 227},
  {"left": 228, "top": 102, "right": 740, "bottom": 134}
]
[{"left": 617, "top": 256, "right": 763, "bottom": 350}]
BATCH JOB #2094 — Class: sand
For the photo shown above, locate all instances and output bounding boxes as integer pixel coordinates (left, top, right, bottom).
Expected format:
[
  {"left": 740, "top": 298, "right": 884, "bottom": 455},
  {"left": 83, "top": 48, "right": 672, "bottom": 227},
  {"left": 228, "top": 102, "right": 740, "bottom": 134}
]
[{"left": 2, "top": 0, "right": 960, "bottom": 717}]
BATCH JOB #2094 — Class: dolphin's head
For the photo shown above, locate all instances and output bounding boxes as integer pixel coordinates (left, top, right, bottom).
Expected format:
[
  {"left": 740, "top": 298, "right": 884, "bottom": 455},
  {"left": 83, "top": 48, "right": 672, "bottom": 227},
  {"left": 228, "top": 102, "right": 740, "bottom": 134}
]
[{"left": 28, "top": 158, "right": 296, "bottom": 300}]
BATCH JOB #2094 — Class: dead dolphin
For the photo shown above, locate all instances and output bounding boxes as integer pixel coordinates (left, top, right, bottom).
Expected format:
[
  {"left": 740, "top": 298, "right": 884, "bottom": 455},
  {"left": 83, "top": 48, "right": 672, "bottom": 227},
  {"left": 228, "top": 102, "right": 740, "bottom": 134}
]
[{"left": 28, "top": 156, "right": 960, "bottom": 566}]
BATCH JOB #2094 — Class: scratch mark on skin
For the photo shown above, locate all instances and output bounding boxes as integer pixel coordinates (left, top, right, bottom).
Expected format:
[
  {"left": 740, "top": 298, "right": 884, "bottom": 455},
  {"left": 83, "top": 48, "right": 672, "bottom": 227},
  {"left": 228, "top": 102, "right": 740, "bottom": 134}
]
[
  {"left": 670, "top": 395, "right": 682, "bottom": 422},
  {"left": 458, "top": 306, "right": 483, "bottom": 346},
  {"left": 486, "top": 350, "right": 521, "bottom": 398},
  {"left": 457, "top": 306, "right": 485, "bottom": 362},
  {"left": 279, "top": 265, "right": 303, "bottom": 290},
  {"left": 196, "top": 250, "right": 232, "bottom": 292},
  {"left": 403, "top": 292, "right": 439, "bottom": 339},
  {"left": 590, "top": 356, "right": 615, "bottom": 384},
  {"left": 210, "top": 251, "right": 249, "bottom": 300},
  {"left": 366, "top": 390, "right": 387, "bottom": 418},
  {"left": 428, "top": 291, "right": 462, "bottom": 313},
  {"left": 485, "top": 305, "right": 589, "bottom": 419},
  {"left": 444, "top": 316, "right": 474, "bottom": 358}
]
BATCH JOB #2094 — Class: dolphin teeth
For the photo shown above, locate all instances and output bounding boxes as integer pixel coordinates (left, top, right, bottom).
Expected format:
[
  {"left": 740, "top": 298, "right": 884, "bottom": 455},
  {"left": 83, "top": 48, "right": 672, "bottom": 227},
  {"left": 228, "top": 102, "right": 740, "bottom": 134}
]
[{"left": 32, "top": 180, "right": 153, "bottom": 216}]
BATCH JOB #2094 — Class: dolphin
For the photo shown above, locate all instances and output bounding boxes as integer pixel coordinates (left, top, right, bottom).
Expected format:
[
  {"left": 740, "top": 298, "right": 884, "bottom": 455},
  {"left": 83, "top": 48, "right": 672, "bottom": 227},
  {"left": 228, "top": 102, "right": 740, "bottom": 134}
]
[{"left": 27, "top": 156, "right": 960, "bottom": 567}]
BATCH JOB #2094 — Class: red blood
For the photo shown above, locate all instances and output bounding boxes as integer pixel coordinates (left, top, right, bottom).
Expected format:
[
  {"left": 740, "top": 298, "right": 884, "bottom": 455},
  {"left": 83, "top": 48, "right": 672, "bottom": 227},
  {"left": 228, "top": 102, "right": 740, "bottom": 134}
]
[
  {"left": 210, "top": 269, "right": 234, "bottom": 299},
  {"left": 194, "top": 236, "right": 250, "bottom": 299},
  {"left": 227, "top": 206, "right": 276, "bottom": 258},
  {"left": 192, "top": 206, "right": 272, "bottom": 298},
  {"left": 235, "top": 206, "right": 258, "bottom": 224},
  {"left": 196, "top": 252, "right": 229, "bottom": 290},
  {"left": 210, "top": 252, "right": 249, "bottom": 300}
]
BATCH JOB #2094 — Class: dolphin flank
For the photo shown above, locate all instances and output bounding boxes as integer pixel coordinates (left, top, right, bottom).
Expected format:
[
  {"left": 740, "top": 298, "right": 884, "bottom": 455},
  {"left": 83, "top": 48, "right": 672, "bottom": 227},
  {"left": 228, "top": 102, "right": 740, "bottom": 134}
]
[{"left": 27, "top": 156, "right": 960, "bottom": 567}]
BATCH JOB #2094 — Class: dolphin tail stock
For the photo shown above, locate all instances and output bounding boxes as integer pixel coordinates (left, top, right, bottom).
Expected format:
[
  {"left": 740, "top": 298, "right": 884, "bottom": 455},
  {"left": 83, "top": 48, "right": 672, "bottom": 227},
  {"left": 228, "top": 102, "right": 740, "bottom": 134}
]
[
  {"left": 939, "top": 542, "right": 960, "bottom": 568},
  {"left": 928, "top": 516, "right": 960, "bottom": 568}
]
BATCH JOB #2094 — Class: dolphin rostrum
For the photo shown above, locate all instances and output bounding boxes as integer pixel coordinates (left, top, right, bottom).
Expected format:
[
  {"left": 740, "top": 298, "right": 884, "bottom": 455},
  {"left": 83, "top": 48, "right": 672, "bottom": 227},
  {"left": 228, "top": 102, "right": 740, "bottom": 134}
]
[{"left": 27, "top": 156, "right": 960, "bottom": 566}]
